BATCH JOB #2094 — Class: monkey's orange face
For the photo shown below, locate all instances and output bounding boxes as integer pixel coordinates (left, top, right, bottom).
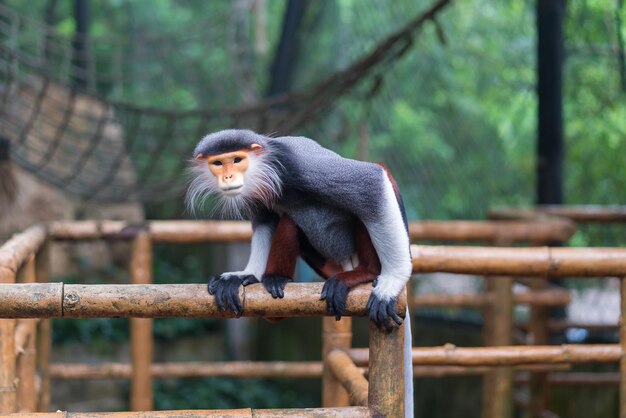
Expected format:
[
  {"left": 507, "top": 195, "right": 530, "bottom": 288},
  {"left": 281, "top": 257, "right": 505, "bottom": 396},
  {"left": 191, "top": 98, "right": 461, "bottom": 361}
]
[{"left": 196, "top": 148, "right": 255, "bottom": 195}]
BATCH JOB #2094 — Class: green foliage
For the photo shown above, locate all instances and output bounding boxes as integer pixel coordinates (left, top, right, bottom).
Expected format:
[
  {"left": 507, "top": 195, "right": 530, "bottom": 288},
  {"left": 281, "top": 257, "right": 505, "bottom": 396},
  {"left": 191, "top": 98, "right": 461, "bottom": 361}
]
[
  {"left": 6, "top": 0, "right": 624, "bottom": 220},
  {"left": 154, "top": 378, "right": 316, "bottom": 410}
]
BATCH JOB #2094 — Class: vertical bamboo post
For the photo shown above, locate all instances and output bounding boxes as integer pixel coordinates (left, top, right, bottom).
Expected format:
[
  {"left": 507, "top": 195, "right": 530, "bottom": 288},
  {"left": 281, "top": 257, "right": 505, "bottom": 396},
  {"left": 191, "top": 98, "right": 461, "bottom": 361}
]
[
  {"left": 619, "top": 277, "right": 626, "bottom": 418},
  {"left": 488, "top": 276, "right": 514, "bottom": 418},
  {"left": 35, "top": 239, "right": 51, "bottom": 412},
  {"left": 481, "top": 277, "right": 495, "bottom": 418},
  {"left": 528, "top": 276, "right": 550, "bottom": 418},
  {"left": 130, "top": 230, "right": 153, "bottom": 411},
  {"left": 368, "top": 321, "right": 405, "bottom": 417},
  {"left": 0, "top": 263, "right": 17, "bottom": 412},
  {"left": 483, "top": 237, "right": 514, "bottom": 418},
  {"left": 16, "top": 256, "right": 37, "bottom": 412},
  {"left": 322, "top": 317, "right": 352, "bottom": 407}
]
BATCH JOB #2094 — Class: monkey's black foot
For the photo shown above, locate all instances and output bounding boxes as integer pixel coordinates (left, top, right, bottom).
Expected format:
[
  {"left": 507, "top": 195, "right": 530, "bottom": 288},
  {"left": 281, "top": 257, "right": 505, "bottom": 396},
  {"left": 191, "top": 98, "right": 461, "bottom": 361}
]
[
  {"left": 320, "top": 277, "right": 350, "bottom": 320},
  {"left": 262, "top": 275, "right": 292, "bottom": 299},
  {"left": 207, "top": 274, "right": 257, "bottom": 317},
  {"left": 366, "top": 293, "right": 403, "bottom": 331}
]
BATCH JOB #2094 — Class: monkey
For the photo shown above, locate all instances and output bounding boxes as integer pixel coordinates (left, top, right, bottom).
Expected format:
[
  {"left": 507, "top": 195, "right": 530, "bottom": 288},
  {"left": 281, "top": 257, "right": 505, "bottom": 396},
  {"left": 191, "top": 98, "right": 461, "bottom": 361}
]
[
  {"left": 188, "top": 129, "right": 415, "bottom": 416},
  {"left": 186, "top": 129, "right": 413, "bottom": 331}
]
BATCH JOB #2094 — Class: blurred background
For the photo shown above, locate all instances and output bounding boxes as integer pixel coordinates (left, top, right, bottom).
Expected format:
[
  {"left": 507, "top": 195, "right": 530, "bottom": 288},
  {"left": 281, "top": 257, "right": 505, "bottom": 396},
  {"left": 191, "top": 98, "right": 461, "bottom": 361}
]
[{"left": 0, "top": 0, "right": 625, "bottom": 416}]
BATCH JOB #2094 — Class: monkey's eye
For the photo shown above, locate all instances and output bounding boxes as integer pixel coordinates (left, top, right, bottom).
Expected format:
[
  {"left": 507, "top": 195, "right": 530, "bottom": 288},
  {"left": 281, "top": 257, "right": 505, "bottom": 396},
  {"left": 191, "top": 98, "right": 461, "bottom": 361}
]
[
  {"left": 234, "top": 157, "right": 243, "bottom": 164},
  {"left": 212, "top": 161, "right": 223, "bottom": 167}
]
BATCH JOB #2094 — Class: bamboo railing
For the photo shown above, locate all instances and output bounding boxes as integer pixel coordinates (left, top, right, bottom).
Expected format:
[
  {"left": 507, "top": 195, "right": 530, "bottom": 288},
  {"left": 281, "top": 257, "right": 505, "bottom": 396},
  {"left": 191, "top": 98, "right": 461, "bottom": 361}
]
[
  {"left": 4, "top": 218, "right": 626, "bottom": 417},
  {"left": 0, "top": 223, "right": 409, "bottom": 417},
  {"left": 488, "top": 204, "right": 626, "bottom": 417}
]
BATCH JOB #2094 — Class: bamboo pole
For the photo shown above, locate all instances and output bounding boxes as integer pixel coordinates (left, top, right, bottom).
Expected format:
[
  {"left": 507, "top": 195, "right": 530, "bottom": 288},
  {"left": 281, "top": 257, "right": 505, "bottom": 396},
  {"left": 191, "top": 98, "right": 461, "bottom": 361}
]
[
  {"left": 411, "top": 245, "right": 626, "bottom": 277},
  {"left": 35, "top": 240, "right": 51, "bottom": 412},
  {"left": 48, "top": 221, "right": 253, "bottom": 243},
  {"left": 49, "top": 361, "right": 324, "bottom": 379},
  {"left": 349, "top": 348, "right": 573, "bottom": 371},
  {"left": 481, "top": 277, "right": 495, "bottom": 417},
  {"left": 2, "top": 407, "right": 372, "bottom": 417},
  {"left": 0, "top": 283, "right": 403, "bottom": 319},
  {"left": 46, "top": 361, "right": 571, "bottom": 380},
  {"left": 485, "top": 276, "right": 513, "bottom": 418},
  {"left": 410, "top": 344, "right": 620, "bottom": 366},
  {"left": 321, "top": 317, "right": 352, "bottom": 407},
  {"left": 368, "top": 320, "right": 405, "bottom": 417},
  {"left": 0, "top": 295, "right": 16, "bottom": 413},
  {"left": 48, "top": 220, "right": 575, "bottom": 244},
  {"left": 528, "top": 278, "right": 551, "bottom": 418},
  {"left": 0, "top": 225, "right": 47, "bottom": 281},
  {"left": 326, "top": 350, "right": 368, "bottom": 407},
  {"left": 412, "top": 289, "right": 570, "bottom": 308},
  {"left": 15, "top": 256, "right": 38, "bottom": 412},
  {"left": 408, "top": 220, "right": 575, "bottom": 243},
  {"left": 481, "top": 234, "right": 513, "bottom": 418},
  {"left": 619, "top": 275, "right": 626, "bottom": 418},
  {"left": 129, "top": 231, "right": 153, "bottom": 411},
  {"left": 489, "top": 205, "right": 626, "bottom": 223},
  {"left": 0, "top": 227, "right": 39, "bottom": 412}
]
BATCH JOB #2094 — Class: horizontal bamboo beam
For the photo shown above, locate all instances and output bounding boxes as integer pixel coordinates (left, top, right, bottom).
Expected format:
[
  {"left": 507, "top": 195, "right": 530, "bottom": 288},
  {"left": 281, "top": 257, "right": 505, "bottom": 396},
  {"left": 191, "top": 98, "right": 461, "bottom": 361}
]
[
  {"left": 50, "top": 361, "right": 324, "bottom": 379},
  {"left": 411, "top": 344, "right": 620, "bottom": 366},
  {"left": 47, "top": 361, "right": 572, "bottom": 380},
  {"left": 412, "top": 288, "right": 571, "bottom": 308},
  {"left": 411, "top": 245, "right": 626, "bottom": 277},
  {"left": 0, "top": 225, "right": 47, "bottom": 281},
  {"left": 489, "top": 205, "right": 626, "bottom": 223},
  {"left": 327, "top": 350, "right": 369, "bottom": 407},
  {"left": 48, "top": 221, "right": 253, "bottom": 243},
  {"left": 0, "top": 283, "right": 405, "bottom": 319},
  {"left": 6, "top": 407, "right": 372, "bottom": 417},
  {"left": 413, "top": 293, "right": 488, "bottom": 308},
  {"left": 48, "top": 219, "right": 575, "bottom": 244},
  {"left": 409, "top": 220, "right": 575, "bottom": 243},
  {"left": 349, "top": 344, "right": 621, "bottom": 367}
]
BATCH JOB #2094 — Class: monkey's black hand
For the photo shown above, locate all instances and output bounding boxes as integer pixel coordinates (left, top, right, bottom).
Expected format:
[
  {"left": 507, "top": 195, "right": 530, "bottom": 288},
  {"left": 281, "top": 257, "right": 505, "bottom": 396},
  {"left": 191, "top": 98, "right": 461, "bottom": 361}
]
[
  {"left": 320, "top": 277, "right": 350, "bottom": 320},
  {"left": 262, "top": 275, "right": 292, "bottom": 299},
  {"left": 366, "top": 293, "right": 403, "bottom": 331},
  {"left": 207, "top": 274, "right": 259, "bottom": 317}
]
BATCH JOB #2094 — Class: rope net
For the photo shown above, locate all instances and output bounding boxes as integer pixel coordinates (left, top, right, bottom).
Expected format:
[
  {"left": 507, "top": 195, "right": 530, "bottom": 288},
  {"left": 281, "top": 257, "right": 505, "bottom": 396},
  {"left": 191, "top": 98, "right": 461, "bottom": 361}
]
[{"left": 0, "top": 0, "right": 449, "bottom": 202}]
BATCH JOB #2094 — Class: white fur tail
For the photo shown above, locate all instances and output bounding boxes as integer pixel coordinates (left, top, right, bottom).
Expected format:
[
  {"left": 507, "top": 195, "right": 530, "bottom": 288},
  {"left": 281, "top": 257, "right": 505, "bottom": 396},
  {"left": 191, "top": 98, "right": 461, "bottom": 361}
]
[{"left": 404, "top": 305, "right": 414, "bottom": 418}]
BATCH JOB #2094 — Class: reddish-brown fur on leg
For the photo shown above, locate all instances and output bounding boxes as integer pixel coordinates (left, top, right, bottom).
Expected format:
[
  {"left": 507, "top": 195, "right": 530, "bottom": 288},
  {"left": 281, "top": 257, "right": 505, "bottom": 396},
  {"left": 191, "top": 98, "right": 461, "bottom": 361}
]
[
  {"left": 264, "top": 214, "right": 300, "bottom": 278},
  {"left": 332, "top": 220, "right": 381, "bottom": 286}
]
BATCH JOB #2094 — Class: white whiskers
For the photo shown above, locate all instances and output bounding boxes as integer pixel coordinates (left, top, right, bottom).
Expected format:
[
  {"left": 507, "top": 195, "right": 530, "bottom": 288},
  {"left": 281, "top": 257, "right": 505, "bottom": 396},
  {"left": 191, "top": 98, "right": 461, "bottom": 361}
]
[{"left": 185, "top": 152, "right": 283, "bottom": 220}]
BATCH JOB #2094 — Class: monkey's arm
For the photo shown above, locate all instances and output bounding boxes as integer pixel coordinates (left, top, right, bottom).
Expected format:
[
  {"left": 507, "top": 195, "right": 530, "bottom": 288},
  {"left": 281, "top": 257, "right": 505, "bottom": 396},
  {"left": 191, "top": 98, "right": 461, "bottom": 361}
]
[{"left": 208, "top": 214, "right": 277, "bottom": 316}]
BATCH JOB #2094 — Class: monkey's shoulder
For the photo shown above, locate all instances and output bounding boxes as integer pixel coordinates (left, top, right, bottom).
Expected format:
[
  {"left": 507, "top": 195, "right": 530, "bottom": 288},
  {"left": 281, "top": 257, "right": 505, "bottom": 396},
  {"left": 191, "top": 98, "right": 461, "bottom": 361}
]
[{"left": 270, "top": 136, "right": 384, "bottom": 180}]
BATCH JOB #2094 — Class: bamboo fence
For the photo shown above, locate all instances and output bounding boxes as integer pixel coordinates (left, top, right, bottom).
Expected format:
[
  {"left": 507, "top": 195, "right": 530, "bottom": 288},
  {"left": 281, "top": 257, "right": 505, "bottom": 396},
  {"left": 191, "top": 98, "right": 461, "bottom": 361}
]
[
  {"left": 487, "top": 204, "right": 626, "bottom": 417},
  {"left": 1, "top": 217, "right": 625, "bottom": 417}
]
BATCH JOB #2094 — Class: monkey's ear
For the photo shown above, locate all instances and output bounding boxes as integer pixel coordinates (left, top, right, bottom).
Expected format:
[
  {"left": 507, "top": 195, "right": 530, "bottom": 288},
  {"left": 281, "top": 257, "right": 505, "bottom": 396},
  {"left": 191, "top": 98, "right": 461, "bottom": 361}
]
[
  {"left": 250, "top": 143, "right": 263, "bottom": 151},
  {"left": 195, "top": 153, "right": 205, "bottom": 160}
]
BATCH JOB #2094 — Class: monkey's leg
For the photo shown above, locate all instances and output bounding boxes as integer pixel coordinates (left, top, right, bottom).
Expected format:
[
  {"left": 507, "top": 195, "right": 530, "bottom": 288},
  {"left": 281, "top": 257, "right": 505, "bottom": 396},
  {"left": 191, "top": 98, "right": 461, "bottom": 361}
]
[
  {"left": 321, "top": 220, "right": 382, "bottom": 320},
  {"left": 261, "top": 214, "right": 300, "bottom": 298},
  {"left": 365, "top": 164, "right": 410, "bottom": 330}
]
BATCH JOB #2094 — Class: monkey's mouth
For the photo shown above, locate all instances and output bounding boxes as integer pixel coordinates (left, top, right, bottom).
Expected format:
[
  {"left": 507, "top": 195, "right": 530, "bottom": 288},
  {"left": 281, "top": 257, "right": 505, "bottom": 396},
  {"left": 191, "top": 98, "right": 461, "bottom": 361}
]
[{"left": 222, "top": 185, "right": 243, "bottom": 194}]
